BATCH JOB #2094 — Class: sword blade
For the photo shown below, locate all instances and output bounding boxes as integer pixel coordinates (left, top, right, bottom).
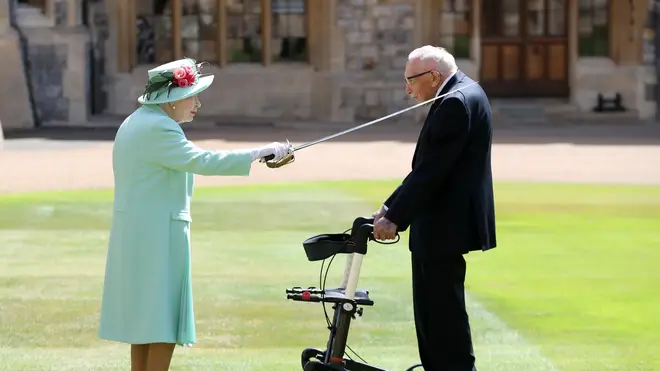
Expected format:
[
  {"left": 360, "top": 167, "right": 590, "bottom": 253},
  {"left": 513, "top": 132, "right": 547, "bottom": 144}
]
[{"left": 293, "top": 81, "right": 479, "bottom": 151}]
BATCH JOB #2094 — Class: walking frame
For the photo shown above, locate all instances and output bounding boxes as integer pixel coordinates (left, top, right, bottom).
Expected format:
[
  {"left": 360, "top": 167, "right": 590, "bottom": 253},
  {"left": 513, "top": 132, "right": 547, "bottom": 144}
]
[{"left": 285, "top": 216, "right": 423, "bottom": 371}]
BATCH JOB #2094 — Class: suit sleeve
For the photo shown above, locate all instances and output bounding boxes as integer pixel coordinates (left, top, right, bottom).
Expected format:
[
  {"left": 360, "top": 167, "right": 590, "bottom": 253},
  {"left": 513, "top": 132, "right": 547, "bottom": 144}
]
[
  {"left": 384, "top": 184, "right": 401, "bottom": 208},
  {"left": 146, "top": 122, "right": 254, "bottom": 176},
  {"left": 383, "top": 171, "right": 413, "bottom": 207},
  {"left": 384, "top": 97, "right": 470, "bottom": 229}
]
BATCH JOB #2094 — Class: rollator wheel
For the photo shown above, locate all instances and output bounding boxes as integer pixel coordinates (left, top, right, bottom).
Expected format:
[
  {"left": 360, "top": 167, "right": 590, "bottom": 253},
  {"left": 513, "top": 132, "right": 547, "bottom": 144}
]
[{"left": 301, "top": 348, "right": 325, "bottom": 370}]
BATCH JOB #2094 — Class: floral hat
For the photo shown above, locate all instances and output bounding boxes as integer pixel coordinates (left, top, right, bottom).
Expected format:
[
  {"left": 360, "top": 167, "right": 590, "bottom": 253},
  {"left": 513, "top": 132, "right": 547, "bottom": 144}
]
[{"left": 137, "top": 58, "right": 214, "bottom": 105}]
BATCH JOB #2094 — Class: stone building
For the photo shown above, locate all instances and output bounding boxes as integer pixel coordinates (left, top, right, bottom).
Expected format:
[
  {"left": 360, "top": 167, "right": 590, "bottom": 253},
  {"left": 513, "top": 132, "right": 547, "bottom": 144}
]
[{"left": 0, "top": 0, "right": 656, "bottom": 129}]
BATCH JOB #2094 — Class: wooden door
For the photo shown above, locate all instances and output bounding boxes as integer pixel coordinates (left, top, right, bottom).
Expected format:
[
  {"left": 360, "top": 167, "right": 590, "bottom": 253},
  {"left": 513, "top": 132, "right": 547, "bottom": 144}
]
[{"left": 480, "top": 0, "right": 569, "bottom": 97}]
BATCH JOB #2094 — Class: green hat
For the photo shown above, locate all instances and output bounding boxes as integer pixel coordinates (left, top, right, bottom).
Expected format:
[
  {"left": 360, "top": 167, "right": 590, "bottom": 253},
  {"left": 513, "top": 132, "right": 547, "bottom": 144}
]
[{"left": 137, "top": 58, "right": 214, "bottom": 104}]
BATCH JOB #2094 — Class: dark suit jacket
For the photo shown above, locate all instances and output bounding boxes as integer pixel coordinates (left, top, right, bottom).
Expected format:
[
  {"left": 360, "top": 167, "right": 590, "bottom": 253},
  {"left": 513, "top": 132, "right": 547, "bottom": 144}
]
[{"left": 384, "top": 70, "right": 496, "bottom": 257}]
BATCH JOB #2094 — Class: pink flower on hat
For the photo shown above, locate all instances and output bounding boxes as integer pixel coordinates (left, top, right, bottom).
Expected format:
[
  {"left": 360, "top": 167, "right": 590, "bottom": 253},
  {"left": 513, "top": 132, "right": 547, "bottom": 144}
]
[
  {"left": 171, "top": 65, "right": 196, "bottom": 88},
  {"left": 173, "top": 68, "right": 187, "bottom": 80}
]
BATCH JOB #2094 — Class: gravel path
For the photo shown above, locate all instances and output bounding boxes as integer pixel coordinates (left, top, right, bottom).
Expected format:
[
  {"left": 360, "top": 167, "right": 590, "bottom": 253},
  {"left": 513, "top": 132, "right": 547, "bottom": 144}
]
[{"left": 1, "top": 124, "right": 659, "bottom": 194}]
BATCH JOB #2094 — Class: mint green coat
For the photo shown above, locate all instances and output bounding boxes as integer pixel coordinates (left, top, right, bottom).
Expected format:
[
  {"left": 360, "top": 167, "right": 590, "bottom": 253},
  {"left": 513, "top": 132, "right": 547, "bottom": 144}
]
[{"left": 98, "top": 104, "right": 254, "bottom": 346}]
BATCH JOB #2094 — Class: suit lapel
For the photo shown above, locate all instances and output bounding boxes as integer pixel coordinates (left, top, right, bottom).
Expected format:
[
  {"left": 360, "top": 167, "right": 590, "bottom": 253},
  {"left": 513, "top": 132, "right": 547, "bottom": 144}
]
[{"left": 423, "top": 70, "right": 464, "bottom": 117}]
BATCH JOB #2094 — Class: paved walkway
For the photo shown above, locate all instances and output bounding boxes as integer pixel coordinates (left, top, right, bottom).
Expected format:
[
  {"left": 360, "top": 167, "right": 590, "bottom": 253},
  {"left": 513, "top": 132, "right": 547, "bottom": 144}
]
[{"left": 0, "top": 124, "right": 659, "bottom": 194}]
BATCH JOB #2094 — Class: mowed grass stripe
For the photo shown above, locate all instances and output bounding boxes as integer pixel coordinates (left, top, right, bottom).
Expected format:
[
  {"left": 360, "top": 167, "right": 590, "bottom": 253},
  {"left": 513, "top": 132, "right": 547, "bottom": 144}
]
[{"left": 466, "top": 292, "right": 557, "bottom": 371}]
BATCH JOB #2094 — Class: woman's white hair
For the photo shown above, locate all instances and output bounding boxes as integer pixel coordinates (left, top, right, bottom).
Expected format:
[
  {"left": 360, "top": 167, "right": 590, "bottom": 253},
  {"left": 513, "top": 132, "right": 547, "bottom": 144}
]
[{"left": 408, "top": 45, "right": 458, "bottom": 74}]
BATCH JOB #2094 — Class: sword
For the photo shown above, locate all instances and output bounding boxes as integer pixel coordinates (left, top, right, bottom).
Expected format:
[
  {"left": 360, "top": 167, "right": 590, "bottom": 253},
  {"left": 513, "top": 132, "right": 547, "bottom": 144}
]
[{"left": 262, "top": 80, "right": 479, "bottom": 168}]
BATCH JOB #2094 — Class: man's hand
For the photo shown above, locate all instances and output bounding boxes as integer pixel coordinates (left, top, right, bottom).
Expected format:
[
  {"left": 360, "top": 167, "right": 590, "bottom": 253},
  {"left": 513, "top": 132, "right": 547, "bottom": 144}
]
[
  {"left": 373, "top": 217, "right": 397, "bottom": 241},
  {"left": 372, "top": 204, "right": 388, "bottom": 223}
]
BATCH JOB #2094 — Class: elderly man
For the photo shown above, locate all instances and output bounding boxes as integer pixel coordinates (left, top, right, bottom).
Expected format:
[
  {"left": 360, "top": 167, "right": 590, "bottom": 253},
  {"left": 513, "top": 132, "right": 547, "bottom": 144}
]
[{"left": 373, "top": 46, "right": 496, "bottom": 371}]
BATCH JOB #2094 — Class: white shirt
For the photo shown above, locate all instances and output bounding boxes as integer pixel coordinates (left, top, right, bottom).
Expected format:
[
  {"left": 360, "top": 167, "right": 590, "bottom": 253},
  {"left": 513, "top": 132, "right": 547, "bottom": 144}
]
[{"left": 435, "top": 70, "right": 457, "bottom": 98}]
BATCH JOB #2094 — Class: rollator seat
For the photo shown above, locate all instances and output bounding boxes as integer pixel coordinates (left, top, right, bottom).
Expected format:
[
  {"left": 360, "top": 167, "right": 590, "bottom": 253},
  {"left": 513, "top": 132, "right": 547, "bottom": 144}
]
[{"left": 302, "top": 233, "right": 354, "bottom": 261}]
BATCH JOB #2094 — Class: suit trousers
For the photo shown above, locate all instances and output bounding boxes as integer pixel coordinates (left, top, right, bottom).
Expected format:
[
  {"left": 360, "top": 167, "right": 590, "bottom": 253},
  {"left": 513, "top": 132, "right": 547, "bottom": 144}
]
[{"left": 411, "top": 252, "right": 477, "bottom": 371}]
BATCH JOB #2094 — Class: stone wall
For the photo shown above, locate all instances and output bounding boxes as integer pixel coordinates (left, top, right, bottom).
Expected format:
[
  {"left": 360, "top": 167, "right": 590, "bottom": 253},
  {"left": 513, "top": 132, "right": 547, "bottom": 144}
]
[
  {"left": 26, "top": 42, "right": 70, "bottom": 121},
  {"left": 19, "top": 26, "right": 91, "bottom": 125},
  {"left": 15, "top": 1, "right": 91, "bottom": 126},
  {"left": 333, "top": 0, "right": 417, "bottom": 123},
  {"left": 572, "top": 7, "right": 657, "bottom": 123},
  {"left": 114, "top": 63, "right": 317, "bottom": 122},
  {"left": 571, "top": 57, "right": 655, "bottom": 119},
  {"left": 0, "top": 0, "right": 35, "bottom": 130}
]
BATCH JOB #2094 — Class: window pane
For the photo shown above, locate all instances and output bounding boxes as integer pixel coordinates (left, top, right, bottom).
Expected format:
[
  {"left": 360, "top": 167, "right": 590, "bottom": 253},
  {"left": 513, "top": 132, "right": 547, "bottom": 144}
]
[
  {"left": 181, "top": 0, "right": 219, "bottom": 62},
  {"left": 271, "top": 0, "right": 308, "bottom": 62},
  {"left": 227, "top": 0, "right": 262, "bottom": 63},
  {"left": 136, "top": 0, "right": 172, "bottom": 64},
  {"left": 527, "top": 0, "right": 545, "bottom": 36},
  {"left": 548, "top": 0, "right": 566, "bottom": 36},
  {"left": 578, "top": 0, "right": 609, "bottom": 56},
  {"left": 502, "top": 0, "right": 520, "bottom": 36},
  {"left": 439, "top": 0, "right": 471, "bottom": 58},
  {"left": 481, "top": 0, "right": 499, "bottom": 36}
]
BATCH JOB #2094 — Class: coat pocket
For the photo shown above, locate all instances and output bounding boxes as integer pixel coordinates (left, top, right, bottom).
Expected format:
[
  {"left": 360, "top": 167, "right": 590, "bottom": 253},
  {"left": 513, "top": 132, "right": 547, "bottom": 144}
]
[{"left": 171, "top": 211, "right": 192, "bottom": 222}]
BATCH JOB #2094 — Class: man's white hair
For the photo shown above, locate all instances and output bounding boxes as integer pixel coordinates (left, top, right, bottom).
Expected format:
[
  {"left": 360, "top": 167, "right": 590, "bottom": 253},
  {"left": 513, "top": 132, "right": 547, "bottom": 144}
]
[{"left": 408, "top": 45, "right": 458, "bottom": 74}]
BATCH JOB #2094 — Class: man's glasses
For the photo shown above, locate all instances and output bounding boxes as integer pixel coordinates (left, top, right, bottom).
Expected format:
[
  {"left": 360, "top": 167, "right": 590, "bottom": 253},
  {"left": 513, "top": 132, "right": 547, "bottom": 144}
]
[{"left": 405, "top": 70, "right": 435, "bottom": 84}]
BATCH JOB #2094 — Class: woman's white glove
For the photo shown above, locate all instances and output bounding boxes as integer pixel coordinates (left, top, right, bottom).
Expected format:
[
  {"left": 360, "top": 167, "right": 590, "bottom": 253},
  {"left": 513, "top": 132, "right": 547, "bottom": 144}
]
[{"left": 251, "top": 142, "right": 293, "bottom": 163}]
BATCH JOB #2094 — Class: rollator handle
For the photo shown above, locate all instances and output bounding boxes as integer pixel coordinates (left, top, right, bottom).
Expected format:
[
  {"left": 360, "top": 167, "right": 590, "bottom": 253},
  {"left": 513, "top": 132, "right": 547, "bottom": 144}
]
[{"left": 348, "top": 216, "right": 374, "bottom": 255}]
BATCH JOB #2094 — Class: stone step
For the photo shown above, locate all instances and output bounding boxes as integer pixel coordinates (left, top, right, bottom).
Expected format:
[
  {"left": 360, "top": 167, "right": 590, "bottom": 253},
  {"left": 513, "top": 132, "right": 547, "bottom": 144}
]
[
  {"left": 490, "top": 98, "right": 577, "bottom": 115},
  {"left": 489, "top": 98, "right": 642, "bottom": 125}
]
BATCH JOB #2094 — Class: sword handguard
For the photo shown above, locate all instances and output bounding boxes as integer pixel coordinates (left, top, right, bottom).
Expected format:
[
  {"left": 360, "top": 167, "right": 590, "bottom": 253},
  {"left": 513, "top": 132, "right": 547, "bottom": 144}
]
[
  {"left": 265, "top": 152, "right": 295, "bottom": 168},
  {"left": 260, "top": 139, "right": 295, "bottom": 168}
]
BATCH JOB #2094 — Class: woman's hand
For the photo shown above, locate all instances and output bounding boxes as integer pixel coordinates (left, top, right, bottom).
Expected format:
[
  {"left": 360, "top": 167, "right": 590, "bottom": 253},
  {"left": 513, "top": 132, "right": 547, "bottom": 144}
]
[{"left": 252, "top": 142, "right": 293, "bottom": 163}]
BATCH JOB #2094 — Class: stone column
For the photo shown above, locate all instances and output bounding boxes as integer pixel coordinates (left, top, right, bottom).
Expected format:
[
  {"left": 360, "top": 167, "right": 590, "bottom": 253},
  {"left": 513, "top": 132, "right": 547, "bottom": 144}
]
[
  {"left": 0, "top": 0, "right": 36, "bottom": 130},
  {"left": 16, "top": 0, "right": 92, "bottom": 126},
  {"left": 0, "top": 0, "right": 8, "bottom": 33},
  {"left": 567, "top": 0, "right": 578, "bottom": 105},
  {"left": 470, "top": 0, "right": 480, "bottom": 69}
]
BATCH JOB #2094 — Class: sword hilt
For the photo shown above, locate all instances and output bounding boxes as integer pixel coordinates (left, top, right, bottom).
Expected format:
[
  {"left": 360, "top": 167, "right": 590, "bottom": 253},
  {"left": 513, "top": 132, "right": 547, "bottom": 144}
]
[
  {"left": 260, "top": 139, "right": 296, "bottom": 168},
  {"left": 262, "top": 152, "right": 295, "bottom": 168}
]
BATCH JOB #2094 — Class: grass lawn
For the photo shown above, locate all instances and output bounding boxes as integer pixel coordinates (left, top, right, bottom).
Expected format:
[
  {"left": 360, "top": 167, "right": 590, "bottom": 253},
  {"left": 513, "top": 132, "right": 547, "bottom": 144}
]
[{"left": 0, "top": 180, "right": 658, "bottom": 371}]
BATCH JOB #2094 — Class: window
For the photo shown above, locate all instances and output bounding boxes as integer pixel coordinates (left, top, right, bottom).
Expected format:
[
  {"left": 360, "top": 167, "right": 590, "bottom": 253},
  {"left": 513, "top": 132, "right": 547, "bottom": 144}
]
[
  {"left": 17, "top": 0, "right": 46, "bottom": 12},
  {"left": 526, "top": 0, "right": 567, "bottom": 36},
  {"left": 578, "top": 0, "right": 609, "bottom": 56},
  {"left": 226, "top": 0, "right": 263, "bottom": 62},
  {"left": 270, "top": 0, "right": 308, "bottom": 62},
  {"left": 131, "top": 0, "right": 309, "bottom": 68},
  {"left": 439, "top": 0, "right": 472, "bottom": 59}
]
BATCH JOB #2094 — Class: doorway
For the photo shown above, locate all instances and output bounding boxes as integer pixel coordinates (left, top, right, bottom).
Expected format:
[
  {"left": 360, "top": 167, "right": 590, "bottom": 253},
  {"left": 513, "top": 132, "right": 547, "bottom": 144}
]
[{"left": 479, "top": 0, "right": 569, "bottom": 97}]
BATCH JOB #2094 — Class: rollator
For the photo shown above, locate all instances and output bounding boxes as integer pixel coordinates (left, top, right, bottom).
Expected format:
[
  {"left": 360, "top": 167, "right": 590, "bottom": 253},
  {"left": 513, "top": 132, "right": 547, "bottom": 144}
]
[{"left": 285, "top": 216, "right": 424, "bottom": 371}]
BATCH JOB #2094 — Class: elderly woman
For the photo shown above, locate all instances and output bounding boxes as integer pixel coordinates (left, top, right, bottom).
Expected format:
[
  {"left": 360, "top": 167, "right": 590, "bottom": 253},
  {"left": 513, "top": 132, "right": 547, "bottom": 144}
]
[{"left": 98, "top": 58, "right": 292, "bottom": 371}]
